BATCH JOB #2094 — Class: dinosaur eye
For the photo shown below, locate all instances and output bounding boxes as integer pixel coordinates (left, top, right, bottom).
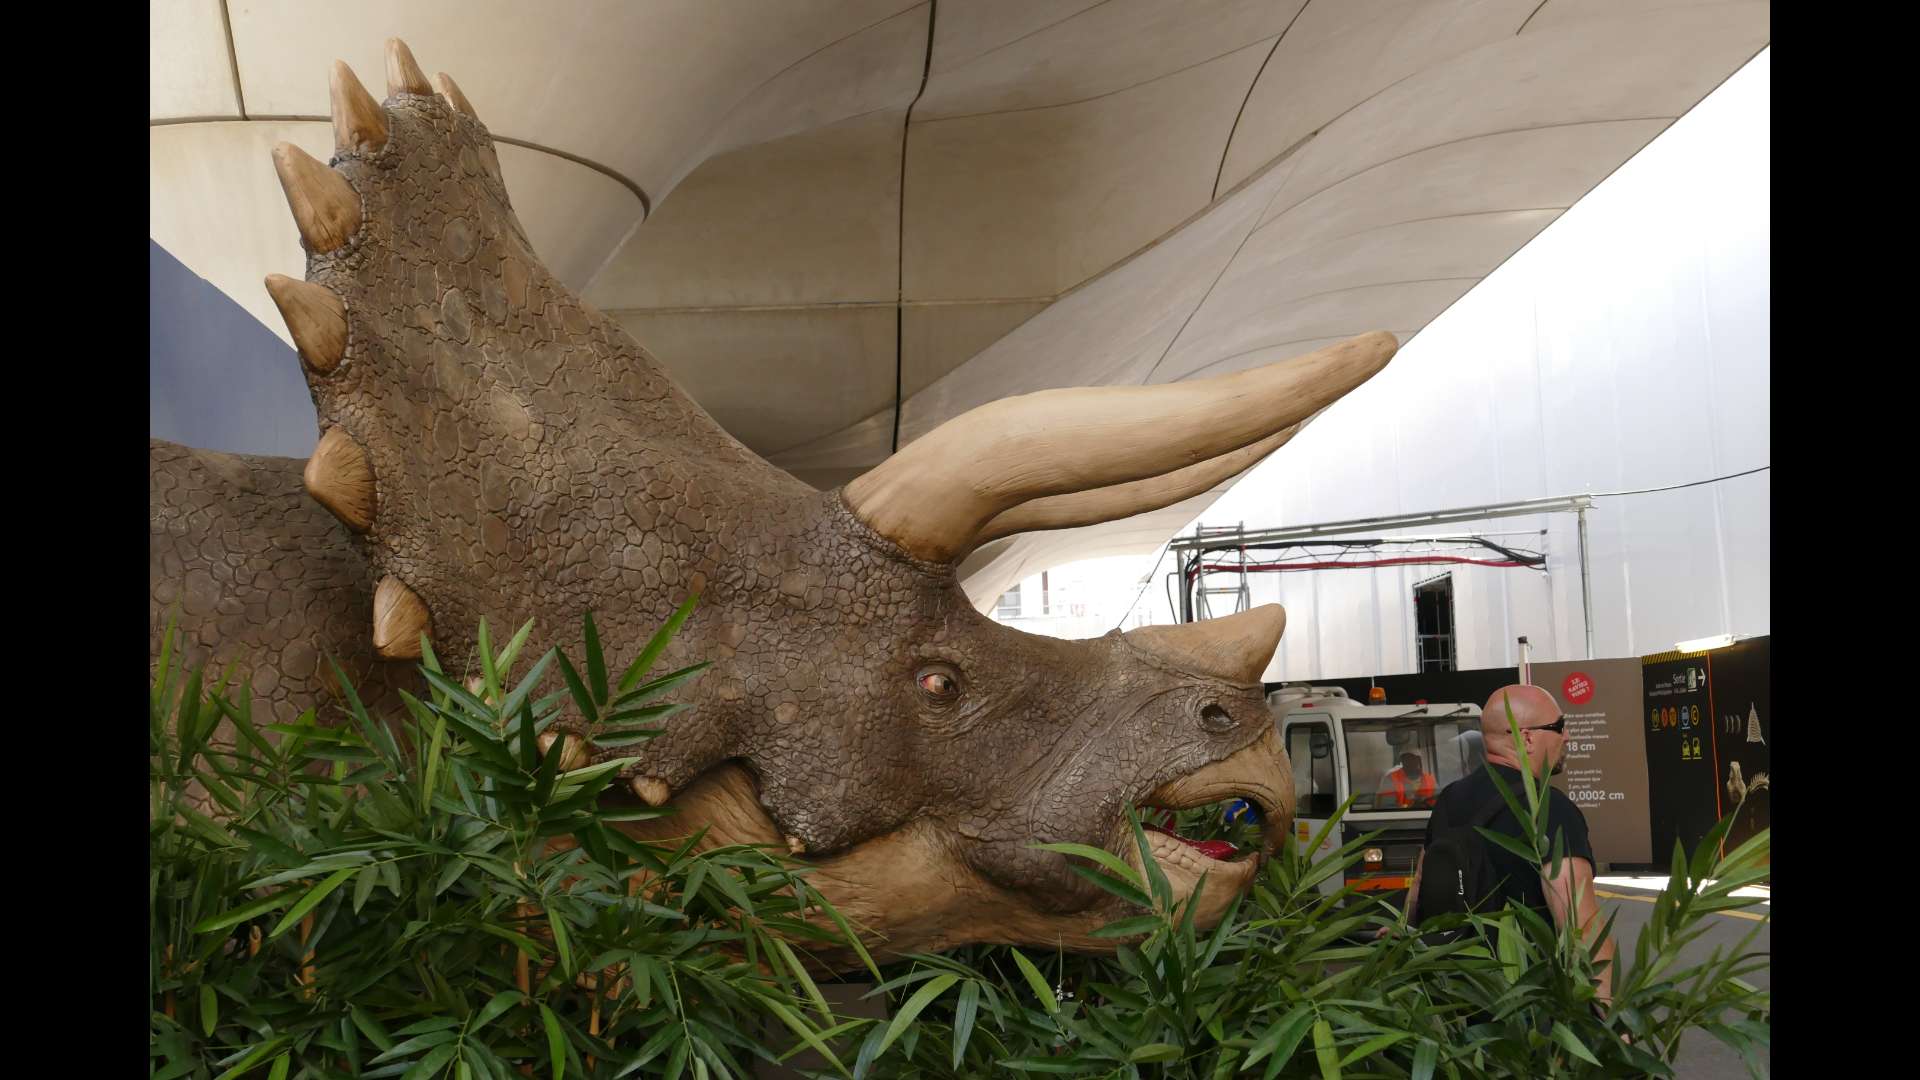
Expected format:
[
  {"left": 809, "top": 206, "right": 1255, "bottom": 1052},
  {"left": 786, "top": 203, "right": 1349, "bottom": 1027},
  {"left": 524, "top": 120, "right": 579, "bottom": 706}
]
[
  {"left": 1199, "top": 703, "right": 1237, "bottom": 733},
  {"left": 916, "top": 666, "right": 961, "bottom": 702}
]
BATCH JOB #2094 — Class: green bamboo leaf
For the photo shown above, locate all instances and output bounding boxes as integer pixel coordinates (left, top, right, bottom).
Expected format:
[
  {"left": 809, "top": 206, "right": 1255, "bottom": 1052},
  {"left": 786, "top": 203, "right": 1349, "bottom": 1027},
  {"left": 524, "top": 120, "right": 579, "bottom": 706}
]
[
  {"left": 876, "top": 973, "right": 960, "bottom": 1059},
  {"left": 772, "top": 937, "right": 832, "bottom": 1020},
  {"left": 1339, "top": 1032, "right": 1409, "bottom": 1067},
  {"left": 266, "top": 1055, "right": 290, "bottom": 1080},
  {"left": 618, "top": 595, "right": 700, "bottom": 694},
  {"left": 757, "top": 995, "right": 852, "bottom": 1078},
  {"left": 548, "top": 909, "right": 574, "bottom": 975},
  {"left": 1029, "top": 840, "right": 1143, "bottom": 886},
  {"left": 1549, "top": 1022, "right": 1601, "bottom": 1066},
  {"left": 951, "top": 980, "right": 981, "bottom": 1070},
  {"left": 193, "top": 889, "right": 295, "bottom": 934},
  {"left": 212, "top": 1037, "right": 291, "bottom": 1080},
  {"left": 1311, "top": 1019, "right": 1340, "bottom": 1080},
  {"left": 232, "top": 826, "right": 305, "bottom": 868},
  {"left": 596, "top": 702, "right": 691, "bottom": 727},
  {"left": 353, "top": 865, "right": 379, "bottom": 913},
  {"left": 813, "top": 895, "right": 883, "bottom": 982},
  {"left": 497, "top": 617, "right": 536, "bottom": 673},
  {"left": 554, "top": 649, "right": 597, "bottom": 725},
  {"left": 1474, "top": 826, "right": 1546, "bottom": 866},
  {"left": 1089, "top": 915, "right": 1163, "bottom": 939},
  {"left": 584, "top": 729, "right": 664, "bottom": 748},
  {"left": 471, "top": 990, "right": 522, "bottom": 1032},
  {"left": 199, "top": 984, "right": 218, "bottom": 1036},
  {"left": 1067, "top": 863, "right": 1153, "bottom": 909},
  {"left": 1128, "top": 807, "right": 1172, "bottom": 911},
  {"left": 477, "top": 618, "right": 499, "bottom": 703},
  {"left": 1245, "top": 1005, "right": 1313, "bottom": 1073},
  {"left": 1495, "top": 914, "right": 1523, "bottom": 983},
  {"left": 1130, "top": 1043, "right": 1180, "bottom": 1063},
  {"left": 401, "top": 1042, "right": 460, "bottom": 1080},
  {"left": 998, "top": 1057, "right": 1094, "bottom": 1073},
  {"left": 1410, "top": 1039, "right": 1438, "bottom": 1080},
  {"left": 612, "top": 663, "right": 711, "bottom": 709},
  {"left": 1008, "top": 948, "right": 1058, "bottom": 1015},
  {"left": 583, "top": 612, "right": 608, "bottom": 706},
  {"left": 541, "top": 1003, "right": 568, "bottom": 1080},
  {"left": 351, "top": 1006, "right": 396, "bottom": 1052},
  {"left": 422, "top": 714, "right": 446, "bottom": 812},
  {"left": 269, "top": 866, "right": 356, "bottom": 939}
]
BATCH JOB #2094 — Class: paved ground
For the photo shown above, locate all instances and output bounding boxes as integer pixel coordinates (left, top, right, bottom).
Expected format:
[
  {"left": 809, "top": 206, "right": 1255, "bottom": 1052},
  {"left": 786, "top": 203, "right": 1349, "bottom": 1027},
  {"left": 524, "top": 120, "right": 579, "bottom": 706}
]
[{"left": 1595, "top": 876, "right": 1770, "bottom": 1079}]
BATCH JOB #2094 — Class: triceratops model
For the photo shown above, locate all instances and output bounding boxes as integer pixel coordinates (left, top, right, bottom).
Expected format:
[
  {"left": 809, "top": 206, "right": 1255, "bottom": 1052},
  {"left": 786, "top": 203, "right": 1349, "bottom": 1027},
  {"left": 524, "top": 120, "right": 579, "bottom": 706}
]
[{"left": 149, "top": 41, "right": 1398, "bottom": 959}]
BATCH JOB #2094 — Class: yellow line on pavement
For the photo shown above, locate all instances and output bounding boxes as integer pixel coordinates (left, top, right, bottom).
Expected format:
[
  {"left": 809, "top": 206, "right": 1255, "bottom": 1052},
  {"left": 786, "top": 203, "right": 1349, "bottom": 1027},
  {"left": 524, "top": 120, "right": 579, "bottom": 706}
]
[{"left": 1594, "top": 889, "right": 1768, "bottom": 921}]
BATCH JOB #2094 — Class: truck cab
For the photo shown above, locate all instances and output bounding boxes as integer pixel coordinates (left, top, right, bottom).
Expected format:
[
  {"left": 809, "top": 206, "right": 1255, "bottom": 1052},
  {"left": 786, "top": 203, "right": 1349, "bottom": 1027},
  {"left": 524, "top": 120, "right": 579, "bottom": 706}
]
[{"left": 1272, "top": 686, "right": 1485, "bottom": 897}]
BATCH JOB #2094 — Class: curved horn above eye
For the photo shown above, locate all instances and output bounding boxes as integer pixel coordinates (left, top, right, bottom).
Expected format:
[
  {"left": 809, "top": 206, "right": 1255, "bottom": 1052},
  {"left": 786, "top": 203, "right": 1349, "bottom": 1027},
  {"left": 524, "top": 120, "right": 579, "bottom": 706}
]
[
  {"left": 1123, "top": 605, "right": 1287, "bottom": 684},
  {"left": 843, "top": 332, "right": 1395, "bottom": 563},
  {"left": 971, "top": 421, "right": 1306, "bottom": 549}
]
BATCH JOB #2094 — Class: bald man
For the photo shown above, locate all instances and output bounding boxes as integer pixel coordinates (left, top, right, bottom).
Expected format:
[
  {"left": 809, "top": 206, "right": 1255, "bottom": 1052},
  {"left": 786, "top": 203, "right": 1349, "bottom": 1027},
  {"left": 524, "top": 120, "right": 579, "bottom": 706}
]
[{"left": 1400, "top": 684, "right": 1617, "bottom": 1006}]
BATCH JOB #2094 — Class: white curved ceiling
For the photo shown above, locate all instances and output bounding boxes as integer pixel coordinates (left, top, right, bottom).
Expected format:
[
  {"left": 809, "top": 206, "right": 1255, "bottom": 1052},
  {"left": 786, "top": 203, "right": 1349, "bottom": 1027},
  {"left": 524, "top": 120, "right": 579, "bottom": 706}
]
[{"left": 149, "top": 0, "right": 1769, "bottom": 606}]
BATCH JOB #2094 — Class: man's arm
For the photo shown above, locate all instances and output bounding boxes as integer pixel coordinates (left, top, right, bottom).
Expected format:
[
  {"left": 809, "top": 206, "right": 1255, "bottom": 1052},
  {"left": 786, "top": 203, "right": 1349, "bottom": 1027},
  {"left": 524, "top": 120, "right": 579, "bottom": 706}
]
[{"left": 1541, "top": 855, "right": 1615, "bottom": 1006}]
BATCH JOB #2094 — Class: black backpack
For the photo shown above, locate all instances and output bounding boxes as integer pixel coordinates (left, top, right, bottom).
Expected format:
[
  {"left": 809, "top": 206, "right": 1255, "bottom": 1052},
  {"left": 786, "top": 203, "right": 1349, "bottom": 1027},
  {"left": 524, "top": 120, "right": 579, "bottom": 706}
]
[{"left": 1413, "top": 792, "right": 1509, "bottom": 938}]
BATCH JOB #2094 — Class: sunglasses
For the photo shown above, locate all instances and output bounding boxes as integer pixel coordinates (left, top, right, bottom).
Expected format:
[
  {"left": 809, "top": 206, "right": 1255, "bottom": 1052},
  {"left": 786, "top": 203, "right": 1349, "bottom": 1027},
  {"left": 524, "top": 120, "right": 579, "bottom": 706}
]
[{"left": 1528, "top": 716, "right": 1568, "bottom": 736}]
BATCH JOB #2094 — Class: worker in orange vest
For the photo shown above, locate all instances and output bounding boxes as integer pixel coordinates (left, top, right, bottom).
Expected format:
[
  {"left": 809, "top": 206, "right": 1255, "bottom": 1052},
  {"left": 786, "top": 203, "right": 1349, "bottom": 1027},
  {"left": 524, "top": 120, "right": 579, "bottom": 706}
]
[{"left": 1377, "top": 751, "right": 1437, "bottom": 808}]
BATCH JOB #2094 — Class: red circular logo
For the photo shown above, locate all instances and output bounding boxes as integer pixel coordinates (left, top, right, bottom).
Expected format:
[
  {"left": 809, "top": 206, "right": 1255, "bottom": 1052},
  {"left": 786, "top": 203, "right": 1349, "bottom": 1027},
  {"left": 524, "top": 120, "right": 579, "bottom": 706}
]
[{"left": 1563, "top": 672, "right": 1594, "bottom": 705}]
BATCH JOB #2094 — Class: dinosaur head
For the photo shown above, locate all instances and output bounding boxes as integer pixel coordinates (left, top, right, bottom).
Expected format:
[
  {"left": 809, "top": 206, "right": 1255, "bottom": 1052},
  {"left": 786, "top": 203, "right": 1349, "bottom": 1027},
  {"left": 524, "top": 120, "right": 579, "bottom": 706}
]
[{"left": 243, "top": 40, "right": 1396, "bottom": 960}]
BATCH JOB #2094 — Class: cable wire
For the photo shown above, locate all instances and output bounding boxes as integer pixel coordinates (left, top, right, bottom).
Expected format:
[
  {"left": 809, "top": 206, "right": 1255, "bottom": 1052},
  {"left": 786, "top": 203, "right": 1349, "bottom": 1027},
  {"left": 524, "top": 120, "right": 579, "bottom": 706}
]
[{"left": 1590, "top": 464, "right": 1768, "bottom": 498}]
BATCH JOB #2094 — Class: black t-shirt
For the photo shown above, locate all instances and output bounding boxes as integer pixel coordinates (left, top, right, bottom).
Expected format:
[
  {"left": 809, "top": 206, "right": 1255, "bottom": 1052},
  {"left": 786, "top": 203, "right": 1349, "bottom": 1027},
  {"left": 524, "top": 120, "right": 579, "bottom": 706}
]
[{"left": 1423, "top": 764, "right": 1597, "bottom": 917}]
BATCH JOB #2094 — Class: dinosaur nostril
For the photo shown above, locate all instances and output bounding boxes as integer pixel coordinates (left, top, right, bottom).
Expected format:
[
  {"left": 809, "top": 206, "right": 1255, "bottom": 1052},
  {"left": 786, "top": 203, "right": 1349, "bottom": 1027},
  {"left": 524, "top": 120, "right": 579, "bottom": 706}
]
[{"left": 1200, "top": 703, "right": 1236, "bottom": 733}]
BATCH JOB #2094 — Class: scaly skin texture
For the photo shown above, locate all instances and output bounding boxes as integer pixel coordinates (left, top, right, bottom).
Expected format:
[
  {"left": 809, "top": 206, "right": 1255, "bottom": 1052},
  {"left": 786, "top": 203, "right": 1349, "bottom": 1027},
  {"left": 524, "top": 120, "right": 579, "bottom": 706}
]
[{"left": 150, "top": 63, "right": 1298, "bottom": 956}]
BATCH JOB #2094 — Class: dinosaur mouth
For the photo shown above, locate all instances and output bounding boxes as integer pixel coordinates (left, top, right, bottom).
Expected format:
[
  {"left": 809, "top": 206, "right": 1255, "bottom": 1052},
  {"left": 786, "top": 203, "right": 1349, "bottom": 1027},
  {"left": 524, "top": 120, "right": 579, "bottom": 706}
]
[{"left": 1131, "top": 727, "right": 1289, "bottom": 872}]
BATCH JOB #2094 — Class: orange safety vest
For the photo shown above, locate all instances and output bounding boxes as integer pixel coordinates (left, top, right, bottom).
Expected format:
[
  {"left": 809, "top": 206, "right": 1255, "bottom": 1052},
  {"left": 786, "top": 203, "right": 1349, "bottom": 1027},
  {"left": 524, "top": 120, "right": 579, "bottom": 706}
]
[{"left": 1381, "top": 768, "right": 1436, "bottom": 807}]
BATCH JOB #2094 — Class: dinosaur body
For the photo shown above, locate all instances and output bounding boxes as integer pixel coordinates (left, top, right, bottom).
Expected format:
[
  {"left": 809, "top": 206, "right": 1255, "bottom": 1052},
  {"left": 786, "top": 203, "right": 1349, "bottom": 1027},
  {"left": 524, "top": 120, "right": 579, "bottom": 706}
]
[{"left": 150, "top": 41, "right": 1399, "bottom": 959}]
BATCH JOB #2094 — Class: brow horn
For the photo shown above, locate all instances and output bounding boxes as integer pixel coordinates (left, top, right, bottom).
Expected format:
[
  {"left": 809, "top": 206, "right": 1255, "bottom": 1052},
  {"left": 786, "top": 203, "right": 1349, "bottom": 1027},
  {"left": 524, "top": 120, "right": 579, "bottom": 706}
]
[{"left": 843, "top": 332, "right": 1395, "bottom": 562}]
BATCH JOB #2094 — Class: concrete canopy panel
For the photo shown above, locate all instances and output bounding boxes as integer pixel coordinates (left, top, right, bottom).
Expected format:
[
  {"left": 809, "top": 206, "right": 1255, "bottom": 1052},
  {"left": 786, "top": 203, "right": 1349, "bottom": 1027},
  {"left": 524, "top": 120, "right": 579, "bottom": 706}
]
[
  {"left": 903, "top": 40, "right": 1270, "bottom": 301},
  {"left": 916, "top": 0, "right": 1304, "bottom": 119},
  {"left": 610, "top": 307, "right": 897, "bottom": 457},
  {"left": 586, "top": 111, "right": 905, "bottom": 310},
  {"left": 151, "top": 123, "right": 642, "bottom": 345},
  {"left": 690, "top": 4, "right": 929, "bottom": 165},
  {"left": 151, "top": 0, "right": 240, "bottom": 120},
  {"left": 1233, "top": 120, "right": 1671, "bottom": 271},
  {"left": 901, "top": 302, "right": 1051, "bottom": 399},
  {"left": 928, "top": 1, "right": 1110, "bottom": 74},
  {"left": 1255, "top": 7, "right": 1772, "bottom": 230},
  {"left": 898, "top": 155, "right": 1301, "bottom": 441},
  {"left": 1161, "top": 211, "right": 1564, "bottom": 378},
  {"left": 1217, "top": 0, "right": 1540, "bottom": 193},
  {"left": 765, "top": 410, "right": 895, "bottom": 485},
  {"left": 221, "top": 0, "right": 921, "bottom": 203}
]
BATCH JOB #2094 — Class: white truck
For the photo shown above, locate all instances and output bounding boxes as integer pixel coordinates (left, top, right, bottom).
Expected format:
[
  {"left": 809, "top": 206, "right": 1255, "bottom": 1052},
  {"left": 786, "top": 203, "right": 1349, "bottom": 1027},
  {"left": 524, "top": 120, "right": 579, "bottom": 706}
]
[{"left": 1271, "top": 685, "right": 1486, "bottom": 897}]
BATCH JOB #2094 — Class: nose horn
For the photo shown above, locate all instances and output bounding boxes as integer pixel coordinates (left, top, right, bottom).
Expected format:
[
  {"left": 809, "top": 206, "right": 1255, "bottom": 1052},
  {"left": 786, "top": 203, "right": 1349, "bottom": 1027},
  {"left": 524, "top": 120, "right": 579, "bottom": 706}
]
[{"left": 1123, "top": 605, "right": 1286, "bottom": 683}]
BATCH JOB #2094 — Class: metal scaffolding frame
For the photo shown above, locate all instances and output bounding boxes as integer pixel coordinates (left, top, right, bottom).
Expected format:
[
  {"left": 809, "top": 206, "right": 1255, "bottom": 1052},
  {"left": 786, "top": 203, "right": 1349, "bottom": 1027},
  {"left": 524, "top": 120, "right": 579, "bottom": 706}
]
[{"left": 1169, "top": 493, "right": 1599, "bottom": 658}]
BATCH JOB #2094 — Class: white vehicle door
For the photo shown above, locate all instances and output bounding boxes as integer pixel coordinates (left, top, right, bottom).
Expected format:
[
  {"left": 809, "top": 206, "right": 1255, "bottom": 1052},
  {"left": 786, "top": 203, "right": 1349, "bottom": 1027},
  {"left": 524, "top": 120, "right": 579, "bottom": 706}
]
[{"left": 1284, "top": 714, "right": 1340, "bottom": 889}]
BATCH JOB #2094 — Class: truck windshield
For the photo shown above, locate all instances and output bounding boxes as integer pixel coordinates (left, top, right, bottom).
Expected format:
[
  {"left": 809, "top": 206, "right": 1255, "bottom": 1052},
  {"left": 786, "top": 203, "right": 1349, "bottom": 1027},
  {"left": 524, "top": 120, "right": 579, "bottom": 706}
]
[{"left": 1346, "top": 714, "right": 1481, "bottom": 812}]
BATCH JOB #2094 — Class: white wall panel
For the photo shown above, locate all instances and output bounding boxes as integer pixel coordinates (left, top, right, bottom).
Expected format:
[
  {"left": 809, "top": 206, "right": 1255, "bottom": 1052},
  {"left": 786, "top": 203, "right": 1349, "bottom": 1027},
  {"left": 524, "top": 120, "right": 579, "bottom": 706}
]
[{"left": 1129, "top": 51, "right": 1769, "bottom": 680}]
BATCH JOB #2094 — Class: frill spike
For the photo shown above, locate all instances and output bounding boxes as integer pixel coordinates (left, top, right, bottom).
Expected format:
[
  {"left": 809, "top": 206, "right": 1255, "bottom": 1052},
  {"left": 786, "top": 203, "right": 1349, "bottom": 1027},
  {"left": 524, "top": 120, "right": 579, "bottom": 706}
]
[
  {"left": 264, "top": 274, "right": 347, "bottom": 374},
  {"left": 372, "top": 576, "right": 431, "bottom": 660},
  {"left": 330, "top": 60, "right": 388, "bottom": 154},
  {"left": 434, "top": 72, "right": 476, "bottom": 118},
  {"left": 385, "top": 38, "right": 432, "bottom": 97},
  {"left": 271, "top": 143, "right": 360, "bottom": 253},
  {"left": 302, "top": 427, "right": 375, "bottom": 530}
]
